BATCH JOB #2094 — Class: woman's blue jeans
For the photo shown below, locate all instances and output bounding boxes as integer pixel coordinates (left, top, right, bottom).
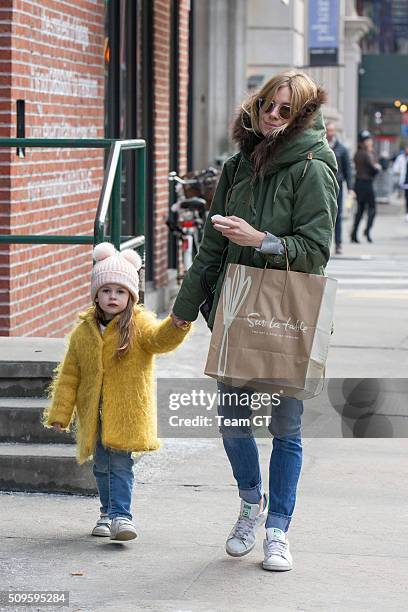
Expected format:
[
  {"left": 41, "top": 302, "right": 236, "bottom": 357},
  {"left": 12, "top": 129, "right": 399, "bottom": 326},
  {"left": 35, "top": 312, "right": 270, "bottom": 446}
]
[
  {"left": 217, "top": 381, "right": 303, "bottom": 532},
  {"left": 92, "top": 428, "right": 134, "bottom": 520}
]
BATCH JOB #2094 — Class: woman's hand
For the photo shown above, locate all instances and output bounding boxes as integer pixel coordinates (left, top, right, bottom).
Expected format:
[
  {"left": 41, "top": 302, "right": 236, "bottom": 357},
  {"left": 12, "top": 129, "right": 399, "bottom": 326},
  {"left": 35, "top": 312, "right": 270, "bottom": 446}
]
[
  {"left": 171, "top": 312, "right": 191, "bottom": 329},
  {"left": 211, "top": 215, "right": 265, "bottom": 248},
  {"left": 51, "top": 422, "right": 63, "bottom": 432}
]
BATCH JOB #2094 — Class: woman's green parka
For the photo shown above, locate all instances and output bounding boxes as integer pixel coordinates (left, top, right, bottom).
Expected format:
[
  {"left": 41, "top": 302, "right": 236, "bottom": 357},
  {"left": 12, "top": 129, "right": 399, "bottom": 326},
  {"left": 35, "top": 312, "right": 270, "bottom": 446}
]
[{"left": 173, "top": 91, "right": 338, "bottom": 330}]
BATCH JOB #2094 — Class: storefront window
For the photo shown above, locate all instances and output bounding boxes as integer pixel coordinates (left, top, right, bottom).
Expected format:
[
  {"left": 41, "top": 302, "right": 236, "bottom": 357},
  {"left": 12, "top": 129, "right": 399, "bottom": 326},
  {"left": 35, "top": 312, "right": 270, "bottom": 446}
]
[
  {"left": 104, "top": 0, "right": 144, "bottom": 238},
  {"left": 357, "top": 0, "right": 408, "bottom": 54}
]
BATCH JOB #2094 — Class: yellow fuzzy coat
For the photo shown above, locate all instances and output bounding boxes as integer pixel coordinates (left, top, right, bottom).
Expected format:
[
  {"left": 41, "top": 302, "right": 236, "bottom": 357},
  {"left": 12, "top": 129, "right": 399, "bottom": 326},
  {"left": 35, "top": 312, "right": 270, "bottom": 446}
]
[{"left": 43, "top": 305, "right": 191, "bottom": 463}]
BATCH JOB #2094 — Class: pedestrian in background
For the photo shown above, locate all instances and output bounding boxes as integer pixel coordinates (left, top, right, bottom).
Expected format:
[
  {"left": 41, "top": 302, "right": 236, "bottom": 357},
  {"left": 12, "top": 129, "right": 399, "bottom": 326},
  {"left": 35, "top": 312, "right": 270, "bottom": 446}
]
[
  {"left": 326, "top": 122, "right": 354, "bottom": 254},
  {"left": 43, "top": 243, "right": 191, "bottom": 542},
  {"left": 351, "top": 130, "right": 382, "bottom": 243},
  {"left": 172, "top": 71, "right": 338, "bottom": 572},
  {"left": 392, "top": 145, "right": 408, "bottom": 222}
]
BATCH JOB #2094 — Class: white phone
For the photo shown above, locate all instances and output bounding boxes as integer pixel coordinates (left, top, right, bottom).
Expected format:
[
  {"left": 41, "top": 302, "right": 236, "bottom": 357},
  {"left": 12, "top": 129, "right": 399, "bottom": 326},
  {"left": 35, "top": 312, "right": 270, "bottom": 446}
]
[{"left": 211, "top": 214, "right": 230, "bottom": 225}]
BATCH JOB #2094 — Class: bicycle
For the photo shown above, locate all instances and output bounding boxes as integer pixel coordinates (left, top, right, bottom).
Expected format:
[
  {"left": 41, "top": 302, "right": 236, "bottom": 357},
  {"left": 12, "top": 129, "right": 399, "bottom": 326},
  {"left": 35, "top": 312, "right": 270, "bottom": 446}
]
[{"left": 167, "top": 167, "right": 219, "bottom": 281}]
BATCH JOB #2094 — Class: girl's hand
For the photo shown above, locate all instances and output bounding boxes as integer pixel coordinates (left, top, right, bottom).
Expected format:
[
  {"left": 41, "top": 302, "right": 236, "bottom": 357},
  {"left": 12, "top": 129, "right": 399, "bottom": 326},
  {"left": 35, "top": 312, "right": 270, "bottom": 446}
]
[
  {"left": 51, "top": 422, "right": 63, "bottom": 432},
  {"left": 211, "top": 215, "right": 265, "bottom": 247},
  {"left": 171, "top": 312, "right": 191, "bottom": 329}
]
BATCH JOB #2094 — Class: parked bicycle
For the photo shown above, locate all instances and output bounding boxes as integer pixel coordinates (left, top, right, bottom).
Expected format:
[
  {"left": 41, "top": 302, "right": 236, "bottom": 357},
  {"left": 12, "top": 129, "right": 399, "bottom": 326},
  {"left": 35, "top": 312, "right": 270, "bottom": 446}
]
[{"left": 167, "top": 167, "right": 219, "bottom": 280}]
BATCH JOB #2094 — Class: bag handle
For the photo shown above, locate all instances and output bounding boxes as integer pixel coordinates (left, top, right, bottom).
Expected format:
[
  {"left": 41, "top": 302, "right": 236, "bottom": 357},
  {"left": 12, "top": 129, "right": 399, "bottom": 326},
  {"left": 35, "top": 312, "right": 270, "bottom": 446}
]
[
  {"left": 256, "top": 238, "right": 290, "bottom": 305},
  {"left": 254, "top": 152, "right": 312, "bottom": 307},
  {"left": 280, "top": 239, "right": 290, "bottom": 306}
]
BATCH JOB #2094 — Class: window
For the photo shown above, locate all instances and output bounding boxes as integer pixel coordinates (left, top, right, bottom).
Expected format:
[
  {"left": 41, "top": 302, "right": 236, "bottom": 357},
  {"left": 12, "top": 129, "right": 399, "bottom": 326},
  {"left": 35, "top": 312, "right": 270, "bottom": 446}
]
[{"left": 104, "top": 0, "right": 145, "bottom": 242}]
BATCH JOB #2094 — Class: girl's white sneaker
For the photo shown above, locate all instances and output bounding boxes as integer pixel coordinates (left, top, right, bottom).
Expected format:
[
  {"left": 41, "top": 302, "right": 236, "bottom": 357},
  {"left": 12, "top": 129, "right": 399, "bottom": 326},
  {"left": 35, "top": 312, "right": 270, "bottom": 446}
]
[
  {"left": 262, "top": 527, "right": 293, "bottom": 571},
  {"left": 109, "top": 517, "right": 137, "bottom": 541},
  {"left": 91, "top": 514, "right": 111, "bottom": 537},
  {"left": 226, "top": 496, "right": 268, "bottom": 557}
]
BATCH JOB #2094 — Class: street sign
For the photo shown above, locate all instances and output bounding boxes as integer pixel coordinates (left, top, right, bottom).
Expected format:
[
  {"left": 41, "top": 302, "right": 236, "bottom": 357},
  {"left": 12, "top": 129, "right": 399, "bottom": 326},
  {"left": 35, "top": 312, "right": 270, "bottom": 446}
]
[{"left": 309, "top": 0, "right": 339, "bottom": 66}]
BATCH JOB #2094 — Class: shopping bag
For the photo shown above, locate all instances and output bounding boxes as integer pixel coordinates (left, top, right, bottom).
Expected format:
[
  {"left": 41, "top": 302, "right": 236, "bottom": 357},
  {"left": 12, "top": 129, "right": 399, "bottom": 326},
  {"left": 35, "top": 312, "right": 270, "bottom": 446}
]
[{"left": 204, "top": 261, "right": 337, "bottom": 400}]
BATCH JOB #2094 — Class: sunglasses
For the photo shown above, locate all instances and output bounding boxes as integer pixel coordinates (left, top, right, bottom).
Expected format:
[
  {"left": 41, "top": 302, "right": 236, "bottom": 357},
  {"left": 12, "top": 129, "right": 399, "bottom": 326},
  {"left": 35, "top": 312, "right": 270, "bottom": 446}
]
[{"left": 257, "top": 97, "right": 292, "bottom": 121}]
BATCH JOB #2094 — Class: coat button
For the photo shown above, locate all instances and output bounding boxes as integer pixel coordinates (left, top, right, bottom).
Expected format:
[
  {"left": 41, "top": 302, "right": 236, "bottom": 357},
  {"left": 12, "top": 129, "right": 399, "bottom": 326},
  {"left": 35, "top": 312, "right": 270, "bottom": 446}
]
[{"left": 274, "top": 256, "right": 282, "bottom": 263}]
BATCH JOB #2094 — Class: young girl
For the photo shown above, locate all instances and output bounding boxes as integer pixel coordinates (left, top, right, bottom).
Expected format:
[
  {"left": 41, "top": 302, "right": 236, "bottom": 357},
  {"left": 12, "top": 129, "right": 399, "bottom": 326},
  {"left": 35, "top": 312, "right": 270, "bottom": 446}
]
[{"left": 43, "top": 242, "right": 191, "bottom": 541}]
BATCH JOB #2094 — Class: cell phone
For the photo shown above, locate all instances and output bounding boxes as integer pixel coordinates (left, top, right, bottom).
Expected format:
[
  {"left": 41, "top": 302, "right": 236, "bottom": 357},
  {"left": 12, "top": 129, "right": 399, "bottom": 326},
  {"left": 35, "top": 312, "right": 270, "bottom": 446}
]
[
  {"left": 211, "top": 215, "right": 232, "bottom": 229},
  {"left": 211, "top": 214, "right": 227, "bottom": 222}
]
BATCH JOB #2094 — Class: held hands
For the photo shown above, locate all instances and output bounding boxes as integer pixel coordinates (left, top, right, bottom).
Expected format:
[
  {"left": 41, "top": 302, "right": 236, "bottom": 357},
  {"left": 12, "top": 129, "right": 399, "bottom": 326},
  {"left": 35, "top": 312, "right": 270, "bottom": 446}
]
[
  {"left": 211, "top": 215, "right": 265, "bottom": 248},
  {"left": 51, "top": 422, "right": 63, "bottom": 432},
  {"left": 170, "top": 312, "right": 191, "bottom": 329}
]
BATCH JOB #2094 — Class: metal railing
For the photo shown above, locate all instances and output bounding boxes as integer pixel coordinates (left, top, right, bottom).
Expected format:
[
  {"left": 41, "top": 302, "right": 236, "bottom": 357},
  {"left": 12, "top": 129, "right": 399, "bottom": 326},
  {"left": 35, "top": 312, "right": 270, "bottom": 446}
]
[{"left": 0, "top": 138, "right": 146, "bottom": 252}]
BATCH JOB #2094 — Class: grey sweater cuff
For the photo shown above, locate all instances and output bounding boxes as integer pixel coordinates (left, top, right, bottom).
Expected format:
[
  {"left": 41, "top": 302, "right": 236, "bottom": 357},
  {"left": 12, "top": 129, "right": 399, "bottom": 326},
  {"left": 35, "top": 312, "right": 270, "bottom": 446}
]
[{"left": 255, "top": 231, "right": 284, "bottom": 255}]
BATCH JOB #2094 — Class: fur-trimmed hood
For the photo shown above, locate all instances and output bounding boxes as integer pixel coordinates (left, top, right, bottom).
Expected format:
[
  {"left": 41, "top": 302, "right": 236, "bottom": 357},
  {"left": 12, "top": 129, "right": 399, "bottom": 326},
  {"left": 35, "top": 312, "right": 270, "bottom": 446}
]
[{"left": 232, "top": 87, "right": 337, "bottom": 176}]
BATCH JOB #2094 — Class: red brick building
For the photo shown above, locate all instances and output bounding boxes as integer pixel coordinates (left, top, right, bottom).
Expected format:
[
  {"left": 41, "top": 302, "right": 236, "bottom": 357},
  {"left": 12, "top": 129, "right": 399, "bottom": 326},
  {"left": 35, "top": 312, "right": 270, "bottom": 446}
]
[{"left": 0, "top": 0, "right": 192, "bottom": 337}]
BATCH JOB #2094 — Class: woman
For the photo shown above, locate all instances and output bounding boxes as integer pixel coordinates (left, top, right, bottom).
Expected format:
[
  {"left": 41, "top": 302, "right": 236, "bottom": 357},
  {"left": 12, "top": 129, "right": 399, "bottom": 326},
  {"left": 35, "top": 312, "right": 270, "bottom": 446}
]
[
  {"left": 350, "top": 130, "right": 382, "bottom": 243},
  {"left": 171, "top": 71, "right": 338, "bottom": 571}
]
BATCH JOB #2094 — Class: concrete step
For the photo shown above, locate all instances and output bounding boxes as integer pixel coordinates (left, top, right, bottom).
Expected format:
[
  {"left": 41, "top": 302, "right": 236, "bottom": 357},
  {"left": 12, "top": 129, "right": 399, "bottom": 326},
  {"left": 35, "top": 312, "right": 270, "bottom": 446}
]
[
  {"left": 0, "top": 443, "right": 97, "bottom": 495},
  {"left": 0, "top": 361, "right": 56, "bottom": 398},
  {"left": 0, "top": 336, "right": 64, "bottom": 397},
  {"left": 0, "top": 398, "right": 75, "bottom": 444}
]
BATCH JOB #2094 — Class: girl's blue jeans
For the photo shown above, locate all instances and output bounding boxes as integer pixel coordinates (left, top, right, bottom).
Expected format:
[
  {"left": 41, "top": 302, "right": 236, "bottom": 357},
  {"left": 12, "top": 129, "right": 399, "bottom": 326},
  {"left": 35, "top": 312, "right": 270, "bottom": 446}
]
[
  {"left": 217, "top": 381, "right": 303, "bottom": 532},
  {"left": 92, "top": 426, "right": 134, "bottom": 520}
]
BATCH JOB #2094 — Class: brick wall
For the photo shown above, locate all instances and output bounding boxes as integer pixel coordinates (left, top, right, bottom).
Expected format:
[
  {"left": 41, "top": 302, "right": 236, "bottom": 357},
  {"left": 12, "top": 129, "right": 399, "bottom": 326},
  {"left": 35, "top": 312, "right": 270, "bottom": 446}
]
[
  {"left": 0, "top": 1, "right": 13, "bottom": 327},
  {"left": 0, "top": 0, "right": 192, "bottom": 337},
  {"left": 152, "top": 0, "right": 190, "bottom": 289},
  {"left": 0, "top": 0, "right": 105, "bottom": 337},
  {"left": 153, "top": 0, "right": 171, "bottom": 289}
]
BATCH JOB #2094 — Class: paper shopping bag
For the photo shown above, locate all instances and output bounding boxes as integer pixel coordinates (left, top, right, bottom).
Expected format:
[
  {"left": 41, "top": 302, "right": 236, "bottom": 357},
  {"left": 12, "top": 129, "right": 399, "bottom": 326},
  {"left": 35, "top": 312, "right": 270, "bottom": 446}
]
[{"left": 204, "top": 263, "right": 337, "bottom": 400}]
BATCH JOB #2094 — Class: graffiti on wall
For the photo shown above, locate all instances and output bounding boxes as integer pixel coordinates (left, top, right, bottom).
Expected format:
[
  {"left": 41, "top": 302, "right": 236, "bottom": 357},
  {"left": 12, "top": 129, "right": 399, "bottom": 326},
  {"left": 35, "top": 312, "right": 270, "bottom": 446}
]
[
  {"left": 30, "top": 66, "right": 99, "bottom": 98},
  {"left": 28, "top": 169, "right": 100, "bottom": 202},
  {"left": 31, "top": 123, "right": 99, "bottom": 139},
  {"left": 40, "top": 9, "right": 90, "bottom": 49}
]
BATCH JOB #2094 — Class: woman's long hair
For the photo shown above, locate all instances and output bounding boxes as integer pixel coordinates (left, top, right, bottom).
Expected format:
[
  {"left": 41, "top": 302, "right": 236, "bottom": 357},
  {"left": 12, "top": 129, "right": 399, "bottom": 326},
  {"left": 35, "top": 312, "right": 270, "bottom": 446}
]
[
  {"left": 93, "top": 294, "right": 136, "bottom": 359},
  {"left": 242, "top": 71, "right": 319, "bottom": 139},
  {"left": 236, "top": 71, "right": 327, "bottom": 176}
]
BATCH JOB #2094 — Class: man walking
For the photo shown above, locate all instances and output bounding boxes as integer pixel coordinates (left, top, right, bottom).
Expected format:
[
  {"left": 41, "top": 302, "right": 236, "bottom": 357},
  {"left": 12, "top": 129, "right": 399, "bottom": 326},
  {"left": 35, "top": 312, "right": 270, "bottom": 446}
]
[{"left": 326, "top": 122, "right": 354, "bottom": 254}]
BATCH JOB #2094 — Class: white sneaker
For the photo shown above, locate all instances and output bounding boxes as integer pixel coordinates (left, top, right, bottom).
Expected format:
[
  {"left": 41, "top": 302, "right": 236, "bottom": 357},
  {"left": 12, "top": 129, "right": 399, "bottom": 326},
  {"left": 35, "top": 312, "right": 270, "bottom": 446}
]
[
  {"left": 109, "top": 517, "right": 137, "bottom": 541},
  {"left": 226, "top": 496, "right": 267, "bottom": 557},
  {"left": 262, "top": 527, "right": 293, "bottom": 571},
  {"left": 91, "top": 514, "right": 111, "bottom": 537}
]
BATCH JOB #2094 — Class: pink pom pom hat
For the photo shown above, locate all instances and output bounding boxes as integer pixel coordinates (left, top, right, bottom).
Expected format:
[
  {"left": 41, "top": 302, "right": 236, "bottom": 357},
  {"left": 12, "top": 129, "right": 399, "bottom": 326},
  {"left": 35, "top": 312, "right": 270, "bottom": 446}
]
[{"left": 91, "top": 242, "right": 143, "bottom": 301}]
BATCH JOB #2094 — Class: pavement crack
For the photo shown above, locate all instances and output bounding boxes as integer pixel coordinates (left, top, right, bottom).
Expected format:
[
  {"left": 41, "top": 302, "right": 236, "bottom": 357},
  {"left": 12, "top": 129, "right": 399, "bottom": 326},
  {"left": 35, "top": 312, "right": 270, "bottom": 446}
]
[{"left": 180, "top": 548, "right": 220, "bottom": 598}]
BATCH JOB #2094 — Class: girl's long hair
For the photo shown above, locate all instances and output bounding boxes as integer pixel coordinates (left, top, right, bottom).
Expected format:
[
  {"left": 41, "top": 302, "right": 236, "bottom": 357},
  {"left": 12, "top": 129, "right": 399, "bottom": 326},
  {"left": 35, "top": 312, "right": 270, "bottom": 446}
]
[
  {"left": 241, "top": 70, "right": 319, "bottom": 140},
  {"left": 93, "top": 294, "right": 136, "bottom": 359}
]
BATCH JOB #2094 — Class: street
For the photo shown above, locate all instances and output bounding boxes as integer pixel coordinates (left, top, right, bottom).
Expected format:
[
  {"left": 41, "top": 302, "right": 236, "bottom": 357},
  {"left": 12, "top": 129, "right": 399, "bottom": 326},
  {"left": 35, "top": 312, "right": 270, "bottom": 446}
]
[
  {"left": 2, "top": 1, "right": 408, "bottom": 609},
  {"left": 1, "top": 206, "right": 407, "bottom": 611}
]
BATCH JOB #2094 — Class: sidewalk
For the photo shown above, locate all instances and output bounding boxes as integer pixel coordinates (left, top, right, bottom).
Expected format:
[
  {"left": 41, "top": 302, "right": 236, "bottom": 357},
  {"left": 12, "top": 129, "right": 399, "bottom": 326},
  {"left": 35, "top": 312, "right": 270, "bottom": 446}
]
[
  {"left": 326, "top": 201, "right": 408, "bottom": 379},
  {"left": 332, "top": 195, "right": 407, "bottom": 259},
  {"left": 1, "top": 438, "right": 407, "bottom": 611},
  {"left": 1, "top": 204, "right": 408, "bottom": 611}
]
